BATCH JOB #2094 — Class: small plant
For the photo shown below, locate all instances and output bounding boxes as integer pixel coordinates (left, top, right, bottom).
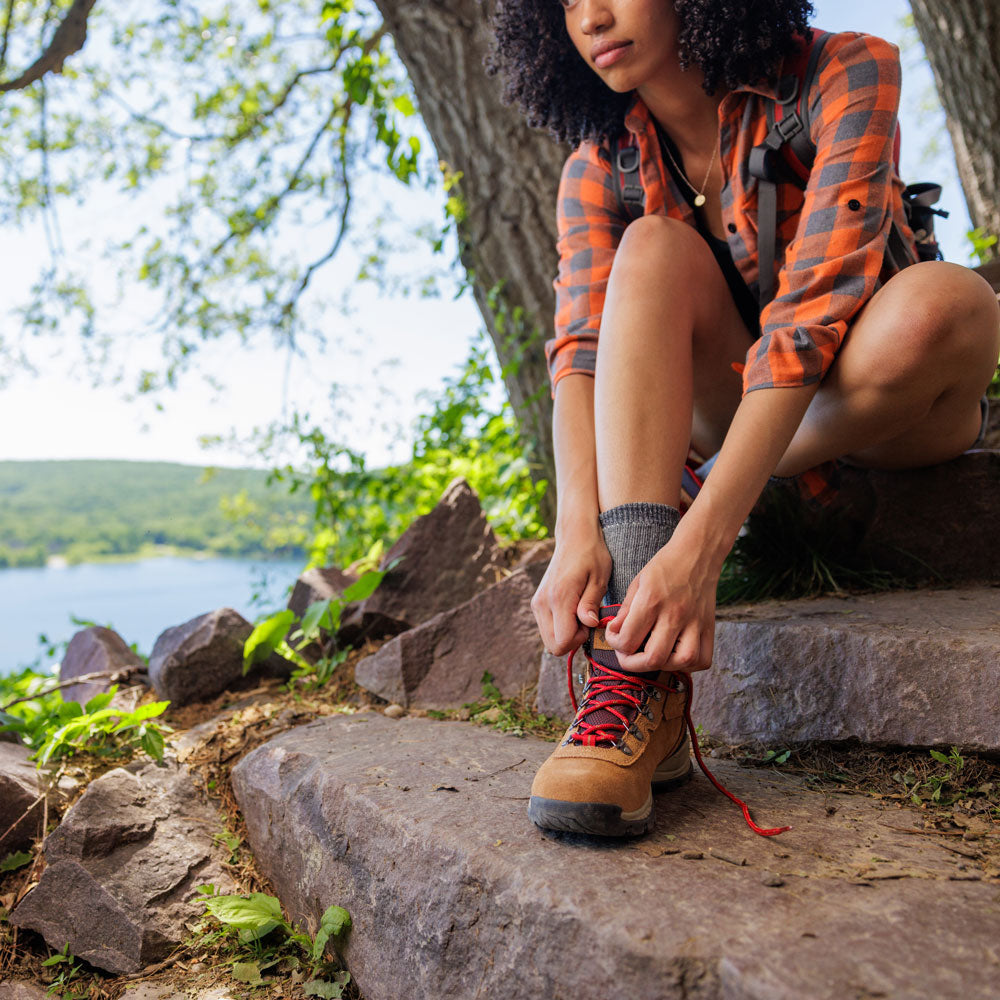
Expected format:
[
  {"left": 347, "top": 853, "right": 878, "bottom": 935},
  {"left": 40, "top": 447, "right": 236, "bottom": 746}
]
[
  {"left": 459, "top": 671, "right": 563, "bottom": 740},
  {"left": 243, "top": 561, "right": 397, "bottom": 690},
  {"left": 195, "top": 885, "right": 353, "bottom": 994},
  {"left": 0, "top": 686, "right": 172, "bottom": 769},
  {"left": 893, "top": 746, "right": 967, "bottom": 806},
  {"left": 40, "top": 941, "right": 88, "bottom": 998}
]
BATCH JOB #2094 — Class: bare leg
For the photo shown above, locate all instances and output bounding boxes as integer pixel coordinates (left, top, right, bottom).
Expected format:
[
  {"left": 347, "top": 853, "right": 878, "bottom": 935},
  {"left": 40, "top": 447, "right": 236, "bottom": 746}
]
[
  {"left": 594, "top": 215, "right": 753, "bottom": 510},
  {"left": 776, "top": 261, "right": 1000, "bottom": 475}
]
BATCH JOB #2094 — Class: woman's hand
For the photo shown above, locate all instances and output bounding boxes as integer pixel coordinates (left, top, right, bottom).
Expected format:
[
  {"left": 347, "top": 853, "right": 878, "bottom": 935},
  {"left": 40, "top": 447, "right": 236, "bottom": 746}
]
[
  {"left": 604, "top": 527, "right": 720, "bottom": 673},
  {"left": 531, "top": 527, "right": 612, "bottom": 657}
]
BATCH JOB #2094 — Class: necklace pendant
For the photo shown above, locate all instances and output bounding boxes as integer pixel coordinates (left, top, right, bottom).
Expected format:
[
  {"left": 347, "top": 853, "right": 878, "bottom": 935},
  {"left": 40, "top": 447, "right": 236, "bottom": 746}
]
[{"left": 694, "top": 193, "right": 707, "bottom": 207}]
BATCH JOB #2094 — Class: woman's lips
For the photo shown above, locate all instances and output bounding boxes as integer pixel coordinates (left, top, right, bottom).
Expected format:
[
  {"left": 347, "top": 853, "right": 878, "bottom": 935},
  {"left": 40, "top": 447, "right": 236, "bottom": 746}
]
[{"left": 593, "top": 41, "right": 632, "bottom": 69}]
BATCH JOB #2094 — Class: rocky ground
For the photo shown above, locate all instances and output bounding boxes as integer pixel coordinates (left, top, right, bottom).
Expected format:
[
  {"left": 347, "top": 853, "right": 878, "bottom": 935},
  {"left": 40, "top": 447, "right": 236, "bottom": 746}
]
[{"left": 2, "top": 474, "right": 999, "bottom": 999}]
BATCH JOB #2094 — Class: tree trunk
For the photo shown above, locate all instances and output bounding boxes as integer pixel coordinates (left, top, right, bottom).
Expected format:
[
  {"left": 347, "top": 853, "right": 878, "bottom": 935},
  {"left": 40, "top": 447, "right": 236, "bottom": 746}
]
[
  {"left": 373, "top": 0, "right": 567, "bottom": 529},
  {"left": 909, "top": 0, "right": 1000, "bottom": 258}
]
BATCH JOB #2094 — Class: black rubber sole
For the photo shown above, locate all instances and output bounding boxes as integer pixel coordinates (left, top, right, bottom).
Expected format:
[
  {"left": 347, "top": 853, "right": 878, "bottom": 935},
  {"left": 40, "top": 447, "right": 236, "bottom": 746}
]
[
  {"left": 528, "top": 764, "right": 694, "bottom": 838},
  {"left": 528, "top": 796, "right": 654, "bottom": 837}
]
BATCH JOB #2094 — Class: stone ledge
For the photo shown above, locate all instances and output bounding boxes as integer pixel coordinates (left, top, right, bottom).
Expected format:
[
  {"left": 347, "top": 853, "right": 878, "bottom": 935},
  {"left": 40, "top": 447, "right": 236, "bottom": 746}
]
[
  {"left": 231, "top": 713, "right": 1000, "bottom": 1000},
  {"left": 539, "top": 587, "right": 1000, "bottom": 753}
]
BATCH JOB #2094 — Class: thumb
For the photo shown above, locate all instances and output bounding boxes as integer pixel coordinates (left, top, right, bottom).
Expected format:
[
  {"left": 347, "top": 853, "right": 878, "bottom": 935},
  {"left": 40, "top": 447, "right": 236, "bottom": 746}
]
[{"left": 576, "top": 578, "right": 607, "bottom": 628}]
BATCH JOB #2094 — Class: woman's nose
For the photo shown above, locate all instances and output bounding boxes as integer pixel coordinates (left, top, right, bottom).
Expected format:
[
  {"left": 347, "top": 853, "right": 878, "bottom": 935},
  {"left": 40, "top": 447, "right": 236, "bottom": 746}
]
[{"left": 579, "top": 0, "right": 613, "bottom": 35}]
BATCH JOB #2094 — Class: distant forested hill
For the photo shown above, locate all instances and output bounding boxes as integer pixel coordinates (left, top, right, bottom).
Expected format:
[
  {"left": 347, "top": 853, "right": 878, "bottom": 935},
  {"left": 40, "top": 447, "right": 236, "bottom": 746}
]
[{"left": 0, "top": 461, "right": 312, "bottom": 567}]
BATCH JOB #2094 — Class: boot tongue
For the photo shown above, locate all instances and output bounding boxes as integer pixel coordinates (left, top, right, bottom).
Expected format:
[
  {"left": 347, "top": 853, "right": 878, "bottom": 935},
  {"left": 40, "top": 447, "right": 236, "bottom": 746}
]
[{"left": 577, "top": 625, "right": 647, "bottom": 735}]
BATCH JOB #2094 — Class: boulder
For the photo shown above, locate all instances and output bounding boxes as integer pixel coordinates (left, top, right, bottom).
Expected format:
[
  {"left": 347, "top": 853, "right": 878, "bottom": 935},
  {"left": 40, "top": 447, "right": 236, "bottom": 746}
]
[
  {"left": 287, "top": 566, "right": 356, "bottom": 619},
  {"left": 354, "top": 563, "right": 546, "bottom": 709},
  {"left": 535, "top": 650, "right": 580, "bottom": 724},
  {"left": 858, "top": 451, "right": 1000, "bottom": 583},
  {"left": 750, "top": 451, "right": 1000, "bottom": 586},
  {"left": 701, "top": 586, "right": 1000, "bottom": 751},
  {"left": 9, "top": 756, "right": 237, "bottom": 975},
  {"left": 0, "top": 983, "right": 51, "bottom": 1000},
  {"left": 231, "top": 712, "right": 1000, "bottom": 1000},
  {"left": 0, "top": 741, "right": 45, "bottom": 851},
  {"left": 148, "top": 608, "right": 293, "bottom": 707},
  {"left": 338, "top": 479, "right": 504, "bottom": 644},
  {"left": 59, "top": 626, "right": 146, "bottom": 707}
]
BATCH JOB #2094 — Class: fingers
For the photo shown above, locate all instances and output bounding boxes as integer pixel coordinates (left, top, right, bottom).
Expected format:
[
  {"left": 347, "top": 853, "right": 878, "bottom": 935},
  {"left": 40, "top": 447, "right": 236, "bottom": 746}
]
[
  {"left": 532, "top": 581, "right": 590, "bottom": 657},
  {"left": 575, "top": 576, "right": 606, "bottom": 629}
]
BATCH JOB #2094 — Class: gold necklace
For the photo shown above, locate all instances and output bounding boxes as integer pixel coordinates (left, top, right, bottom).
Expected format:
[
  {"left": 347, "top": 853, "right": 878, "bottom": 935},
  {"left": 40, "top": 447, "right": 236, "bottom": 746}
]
[{"left": 659, "top": 131, "right": 719, "bottom": 208}]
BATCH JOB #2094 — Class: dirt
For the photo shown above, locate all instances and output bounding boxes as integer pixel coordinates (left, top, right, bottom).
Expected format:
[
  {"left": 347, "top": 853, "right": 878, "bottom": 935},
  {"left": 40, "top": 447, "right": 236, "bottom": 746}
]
[{"left": 2, "top": 655, "right": 998, "bottom": 999}]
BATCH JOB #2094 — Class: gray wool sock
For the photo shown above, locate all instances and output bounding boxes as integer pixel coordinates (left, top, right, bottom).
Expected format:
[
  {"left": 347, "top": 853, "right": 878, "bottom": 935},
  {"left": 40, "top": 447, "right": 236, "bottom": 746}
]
[{"left": 598, "top": 502, "right": 680, "bottom": 608}]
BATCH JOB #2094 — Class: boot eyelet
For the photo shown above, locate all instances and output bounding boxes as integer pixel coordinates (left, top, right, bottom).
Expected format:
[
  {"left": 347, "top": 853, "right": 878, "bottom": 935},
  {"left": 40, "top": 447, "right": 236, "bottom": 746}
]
[
  {"left": 631, "top": 726, "right": 644, "bottom": 742},
  {"left": 616, "top": 740, "right": 633, "bottom": 757}
]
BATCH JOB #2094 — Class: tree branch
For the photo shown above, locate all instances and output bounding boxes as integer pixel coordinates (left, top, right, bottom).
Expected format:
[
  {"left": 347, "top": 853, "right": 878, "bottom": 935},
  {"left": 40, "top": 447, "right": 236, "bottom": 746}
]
[{"left": 0, "top": 0, "right": 96, "bottom": 93}]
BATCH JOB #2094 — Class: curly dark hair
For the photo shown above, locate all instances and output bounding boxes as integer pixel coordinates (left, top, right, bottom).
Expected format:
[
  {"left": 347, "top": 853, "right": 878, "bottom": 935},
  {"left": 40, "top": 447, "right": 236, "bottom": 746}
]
[{"left": 486, "top": 0, "right": 815, "bottom": 146}]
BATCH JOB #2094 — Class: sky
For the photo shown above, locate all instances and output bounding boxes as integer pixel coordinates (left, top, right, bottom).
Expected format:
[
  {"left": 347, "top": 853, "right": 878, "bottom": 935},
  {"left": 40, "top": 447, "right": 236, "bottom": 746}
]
[{"left": 0, "top": 0, "right": 971, "bottom": 473}]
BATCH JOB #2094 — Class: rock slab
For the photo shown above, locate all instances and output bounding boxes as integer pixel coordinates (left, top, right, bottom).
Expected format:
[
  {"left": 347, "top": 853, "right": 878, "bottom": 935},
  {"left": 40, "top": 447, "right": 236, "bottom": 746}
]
[
  {"left": 0, "top": 741, "right": 45, "bottom": 851},
  {"left": 59, "top": 626, "right": 147, "bottom": 707},
  {"left": 538, "top": 588, "right": 1000, "bottom": 752},
  {"left": 9, "top": 757, "right": 237, "bottom": 974},
  {"left": 355, "top": 563, "right": 546, "bottom": 708},
  {"left": 231, "top": 713, "right": 1000, "bottom": 1000},
  {"left": 339, "top": 478, "right": 503, "bottom": 643},
  {"left": 149, "top": 607, "right": 292, "bottom": 706},
  {"left": 705, "top": 586, "right": 1000, "bottom": 751}
]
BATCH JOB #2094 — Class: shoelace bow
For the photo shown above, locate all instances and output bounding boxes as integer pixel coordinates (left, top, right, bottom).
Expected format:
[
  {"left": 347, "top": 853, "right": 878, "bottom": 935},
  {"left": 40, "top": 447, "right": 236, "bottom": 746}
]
[{"left": 566, "top": 610, "right": 790, "bottom": 838}]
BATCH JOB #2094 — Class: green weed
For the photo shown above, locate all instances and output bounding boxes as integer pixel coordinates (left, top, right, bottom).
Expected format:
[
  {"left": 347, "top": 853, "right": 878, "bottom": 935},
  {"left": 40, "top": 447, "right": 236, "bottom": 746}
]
[{"left": 191, "top": 885, "right": 353, "bottom": 996}]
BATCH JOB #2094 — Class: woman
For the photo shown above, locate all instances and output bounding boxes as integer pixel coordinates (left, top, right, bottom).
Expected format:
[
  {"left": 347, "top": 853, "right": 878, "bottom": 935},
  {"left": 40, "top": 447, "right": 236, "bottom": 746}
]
[{"left": 488, "top": 0, "right": 1000, "bottom": 837}]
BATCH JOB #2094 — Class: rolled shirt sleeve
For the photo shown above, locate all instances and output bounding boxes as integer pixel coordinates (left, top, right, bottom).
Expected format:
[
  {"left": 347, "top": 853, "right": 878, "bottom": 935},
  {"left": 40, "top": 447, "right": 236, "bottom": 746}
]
[
  {"left": 742, "top": 33, "right": 915, "bottom": 394},
  {"left": 547, "top": 141, "right": 627, "bottom": 396}
]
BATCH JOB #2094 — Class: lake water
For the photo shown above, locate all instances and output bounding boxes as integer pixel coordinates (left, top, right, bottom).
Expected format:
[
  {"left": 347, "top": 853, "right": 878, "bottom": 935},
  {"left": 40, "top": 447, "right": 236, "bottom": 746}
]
[{"left": 0, "top": 556, "right": 305, "bottom": 676}]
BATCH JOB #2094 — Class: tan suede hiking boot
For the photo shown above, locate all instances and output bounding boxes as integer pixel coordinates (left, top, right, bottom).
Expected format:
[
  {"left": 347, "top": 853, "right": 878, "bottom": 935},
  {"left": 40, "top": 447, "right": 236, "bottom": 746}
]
[{"left": 528, "top": 625, "right": 692, "bottom": 838}]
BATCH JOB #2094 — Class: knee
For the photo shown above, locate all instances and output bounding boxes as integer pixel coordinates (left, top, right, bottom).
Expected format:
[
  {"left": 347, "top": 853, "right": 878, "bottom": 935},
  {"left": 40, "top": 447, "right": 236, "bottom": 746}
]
[
  {"left": 611, "top": 215, "right": 711, "bottom": 285},
  {"left": 883, "top": 261, "right": 1000, "bottom": 363}
]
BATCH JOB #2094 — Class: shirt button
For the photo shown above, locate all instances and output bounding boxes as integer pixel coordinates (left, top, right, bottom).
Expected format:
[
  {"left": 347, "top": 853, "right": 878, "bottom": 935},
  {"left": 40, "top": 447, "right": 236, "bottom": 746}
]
[
  {"left": 727, "top": 223, "right": 737, "bottom": 233},
  {"left": 848, "top": 198, "right": 862, "bottom": 211}
]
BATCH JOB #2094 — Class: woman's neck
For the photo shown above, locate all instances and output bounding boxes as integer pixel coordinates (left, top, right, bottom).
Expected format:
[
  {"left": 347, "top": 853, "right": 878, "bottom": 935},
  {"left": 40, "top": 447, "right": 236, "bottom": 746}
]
[{"left": 638, "top": 68, "right": 727, "bottom": 158}]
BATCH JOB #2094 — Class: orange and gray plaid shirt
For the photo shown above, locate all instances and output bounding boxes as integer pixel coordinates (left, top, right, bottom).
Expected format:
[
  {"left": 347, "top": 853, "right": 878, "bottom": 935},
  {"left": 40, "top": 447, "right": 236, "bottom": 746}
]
[{"left": 548, "top": 30, "right": 917, "bottom": 415}]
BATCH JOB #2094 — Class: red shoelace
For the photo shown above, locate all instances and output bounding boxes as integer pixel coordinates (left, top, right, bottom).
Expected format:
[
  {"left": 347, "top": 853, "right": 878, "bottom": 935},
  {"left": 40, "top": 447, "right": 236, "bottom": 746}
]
[{"left": 566, "top": 610, "right": 791, "bottom": 838}]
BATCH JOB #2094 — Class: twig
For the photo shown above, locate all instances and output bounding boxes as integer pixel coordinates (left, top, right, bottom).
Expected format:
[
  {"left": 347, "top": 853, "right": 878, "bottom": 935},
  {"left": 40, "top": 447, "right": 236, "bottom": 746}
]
[
  {"left": 464, "top": 759, "right": 527, "bottom": 782},
  {"left": 0, "top": 665, "right": 146, "bottom": 710}
]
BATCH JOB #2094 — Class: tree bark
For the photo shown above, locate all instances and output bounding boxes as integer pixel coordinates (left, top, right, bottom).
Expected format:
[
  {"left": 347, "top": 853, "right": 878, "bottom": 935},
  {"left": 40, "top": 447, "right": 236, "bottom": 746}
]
[
  {"left": 909, "top": 0, "right": 1000, "bottom": 258},
  {"left": 373, "top": 0, "right": 566, "bottom": 529}
]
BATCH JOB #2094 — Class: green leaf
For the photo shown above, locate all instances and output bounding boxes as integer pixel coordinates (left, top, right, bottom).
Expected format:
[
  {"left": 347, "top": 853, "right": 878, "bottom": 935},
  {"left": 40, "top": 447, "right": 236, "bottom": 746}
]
[
  {"left": 300, "top": 599, "right": 337, "bottom": 640},
  {"left": 204, "top": 892, "right": 284, "bottom": 939},
  {"left": 231, "top": 961, "right": 264, "bottom": 985},
  {"left": 304, "top": 977, "right": 348, "bottom": 999},
  {"left": 929, "top": 750, "right": 951, "bottom": 765},
  {"left": 0, "top": 850, "right": 33, "bottom": 873},
  {"left": 342, "top": 570, "right": 386, "bottom": 603},
  {"left": 392, "top": 94, "right": 415, "bottom": 117},
  {"left": 311, "top": 905, "right": 352, "bottom": 962},
  {"left": 141, "top": 726, "right": 165, "bottom": 761},
  {"left": 243, "top": 611, "right": 296, "bottom": 671},
  {"left": 83, "top": 689, "right": 115, "bottom": 713}
]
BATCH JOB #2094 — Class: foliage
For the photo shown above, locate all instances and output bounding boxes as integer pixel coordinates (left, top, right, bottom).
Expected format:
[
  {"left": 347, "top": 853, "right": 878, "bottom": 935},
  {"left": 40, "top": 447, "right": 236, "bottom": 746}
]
[
  {"left": 193, "top": 884, "right": 352, "bottom": 994},
  {"left": 894, "top": 746, "right": 968, "bottom": 807},
  {"left": 0, "top": 459, "right": 311, "bottom": 566},
  {"left": 269, "top": 333, "right": 548, "bottom": 570},
  {"left": 243, "top": 562, "right": 393, "bottom": 689},
  {"left": 39, "top": 941, "right": 88, "bottom": 999},
  {"left": 0, "top": 683, "right": 172, "bottom": 767},
  {"left": 717, "top": 479, "right": 897, "bottom": 604},
  {"left": 425, "top": 671, "right": 563, "bottom": 741},
  {"left": 968, "top": 227, "right": 999, "bottom": 266}
]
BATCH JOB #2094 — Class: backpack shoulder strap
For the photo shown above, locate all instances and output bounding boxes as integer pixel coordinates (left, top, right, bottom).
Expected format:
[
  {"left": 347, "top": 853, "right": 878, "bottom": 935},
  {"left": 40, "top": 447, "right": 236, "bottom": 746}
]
[
  {"left": 749, "top": 29, "right": 830, "bottom": 308},
  {"left": 609, "top": 133, "right": 645, "bottom": 222}
]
